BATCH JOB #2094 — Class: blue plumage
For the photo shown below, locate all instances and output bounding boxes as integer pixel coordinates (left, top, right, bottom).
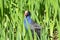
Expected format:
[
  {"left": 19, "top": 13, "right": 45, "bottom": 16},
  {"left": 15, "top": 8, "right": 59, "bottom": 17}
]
[
  {"left": 24, "top": 16, "right": 32, "bottom": 30},
  {"left": 24, "top": 10, "right": 41, "bottom": 37}
]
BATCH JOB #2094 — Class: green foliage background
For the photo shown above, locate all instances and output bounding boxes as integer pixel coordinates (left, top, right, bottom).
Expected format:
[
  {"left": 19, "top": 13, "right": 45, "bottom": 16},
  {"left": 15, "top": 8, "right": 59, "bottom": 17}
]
[{"left": 0, "top": 0, "right": 60, "bottom": 40}]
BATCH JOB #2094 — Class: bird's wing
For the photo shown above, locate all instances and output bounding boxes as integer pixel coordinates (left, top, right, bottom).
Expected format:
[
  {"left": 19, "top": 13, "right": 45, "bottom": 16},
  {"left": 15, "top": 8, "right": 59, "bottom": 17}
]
[
  {"left": 30, "top": 21, "right": 41, "bottom": 37},
  {"left": 30, "top": 20, "right": 41, "bottom": 31}
]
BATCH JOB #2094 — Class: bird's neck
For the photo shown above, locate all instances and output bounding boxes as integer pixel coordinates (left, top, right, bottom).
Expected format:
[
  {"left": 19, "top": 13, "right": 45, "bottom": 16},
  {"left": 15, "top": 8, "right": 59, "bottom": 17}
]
[{"left": 25, "top": 16, "right": 32, "bottom": 24}]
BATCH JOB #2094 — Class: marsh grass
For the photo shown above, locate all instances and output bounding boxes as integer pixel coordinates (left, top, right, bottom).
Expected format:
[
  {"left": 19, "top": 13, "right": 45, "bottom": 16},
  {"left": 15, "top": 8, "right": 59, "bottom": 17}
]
[{"left": 0, "top": 0, "right": 60, "bottom": 40}]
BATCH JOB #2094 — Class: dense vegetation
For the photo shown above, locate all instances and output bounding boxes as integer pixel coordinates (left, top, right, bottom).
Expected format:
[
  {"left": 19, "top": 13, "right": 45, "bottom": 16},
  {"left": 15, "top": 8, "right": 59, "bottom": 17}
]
[{"left": 0, "top": 0, "right": 60, "bottom": 40}]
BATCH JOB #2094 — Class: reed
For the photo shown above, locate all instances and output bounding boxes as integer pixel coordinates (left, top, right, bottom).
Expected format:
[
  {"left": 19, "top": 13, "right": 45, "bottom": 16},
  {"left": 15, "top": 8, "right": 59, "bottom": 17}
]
[{"left": 0, "top": 0, "right": 60, "bottom": 40}]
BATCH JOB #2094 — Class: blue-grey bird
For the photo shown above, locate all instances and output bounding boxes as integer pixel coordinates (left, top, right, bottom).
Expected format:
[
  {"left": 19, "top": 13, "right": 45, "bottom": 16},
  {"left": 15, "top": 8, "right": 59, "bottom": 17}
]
[{"left": 24, "top": 10, "right": 41, "bottom": 38}]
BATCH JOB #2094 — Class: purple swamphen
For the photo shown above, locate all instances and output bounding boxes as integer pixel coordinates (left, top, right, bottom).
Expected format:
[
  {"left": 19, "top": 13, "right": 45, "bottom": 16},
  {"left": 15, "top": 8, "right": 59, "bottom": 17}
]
[{"left": 24, "top": 10, "right": 41, "bottom": 38}]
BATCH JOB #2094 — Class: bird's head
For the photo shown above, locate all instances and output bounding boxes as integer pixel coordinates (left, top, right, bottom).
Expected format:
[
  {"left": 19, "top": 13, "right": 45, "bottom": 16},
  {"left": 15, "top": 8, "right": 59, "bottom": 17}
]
[{"left": 24, "top": 10, "right": 31, "bottom": 17}]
